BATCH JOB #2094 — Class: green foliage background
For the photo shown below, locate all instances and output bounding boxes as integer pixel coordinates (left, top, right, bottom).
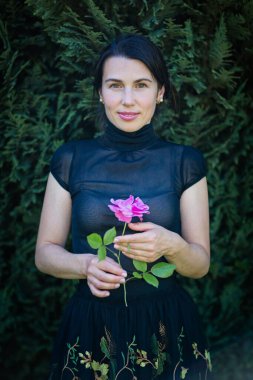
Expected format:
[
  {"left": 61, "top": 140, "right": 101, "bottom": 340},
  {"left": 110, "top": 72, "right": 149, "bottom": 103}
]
[{"left": 1, "top": 0, "right": 252, "bottom": 379}]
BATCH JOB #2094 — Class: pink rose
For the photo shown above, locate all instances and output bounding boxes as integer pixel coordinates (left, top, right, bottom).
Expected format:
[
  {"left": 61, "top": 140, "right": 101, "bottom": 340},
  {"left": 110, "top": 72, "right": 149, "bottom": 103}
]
[{"left": 108, "top": 195, "right": 150, "bottom": 223}]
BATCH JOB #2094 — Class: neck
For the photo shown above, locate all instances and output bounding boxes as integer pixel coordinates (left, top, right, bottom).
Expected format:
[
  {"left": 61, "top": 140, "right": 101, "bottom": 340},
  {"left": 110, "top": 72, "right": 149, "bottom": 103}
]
[{"left": 97, "top": 120, "right": 158, "bottom": 151}]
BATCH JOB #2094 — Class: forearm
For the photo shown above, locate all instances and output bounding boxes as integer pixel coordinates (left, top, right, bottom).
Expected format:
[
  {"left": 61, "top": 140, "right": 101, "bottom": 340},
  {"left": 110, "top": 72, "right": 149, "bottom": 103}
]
[
  {"left": 35, "top": 243, "right": 94, "bottom": 279},
  {"left": 164, "top": 235, "right": 210, "bottom": 279}
]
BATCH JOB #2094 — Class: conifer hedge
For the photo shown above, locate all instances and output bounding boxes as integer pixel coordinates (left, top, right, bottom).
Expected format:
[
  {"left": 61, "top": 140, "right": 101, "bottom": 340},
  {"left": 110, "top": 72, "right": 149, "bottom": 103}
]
[{"left": 1, "top": 0, "right": 252, "bottom": 378}]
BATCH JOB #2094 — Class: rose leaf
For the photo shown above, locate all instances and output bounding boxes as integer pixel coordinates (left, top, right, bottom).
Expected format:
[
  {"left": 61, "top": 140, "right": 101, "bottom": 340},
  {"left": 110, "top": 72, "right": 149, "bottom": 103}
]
[
  {"left": 103, "top": 227, "right": 116, "bottom": 245},
  {"left": 98, "top": 245, "right": 106, "bottom": 261},
  {"left": 151, "top": 262, "right": 176, "bottom": 278},
  {"left": 133, "top": 271, "right": 143, "bottom": 279},
  {"left": 87, "top": 233, "right": 103, "bottom": 249},
  {"left": 133, "top": 260, "right": 147, "bottom": 272},
  {"left": 143, "top": 273, "right": 159, "bottom": 288}
]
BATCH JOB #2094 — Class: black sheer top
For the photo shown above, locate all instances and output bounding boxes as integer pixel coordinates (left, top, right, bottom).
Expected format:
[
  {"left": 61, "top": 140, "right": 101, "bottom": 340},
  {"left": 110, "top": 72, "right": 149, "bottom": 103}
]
[{"left": 50, "top": 122, "right": 206, "bottom": 272}]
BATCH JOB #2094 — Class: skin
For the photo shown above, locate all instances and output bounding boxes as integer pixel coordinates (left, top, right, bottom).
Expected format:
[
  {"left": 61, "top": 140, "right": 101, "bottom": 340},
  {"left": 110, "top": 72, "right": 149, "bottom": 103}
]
[
  {"left": 35, "top": 56, "right": 210, "bottom": 298},
  {"left": 100, "top": 56, "right": 165, "bottom": 132}
]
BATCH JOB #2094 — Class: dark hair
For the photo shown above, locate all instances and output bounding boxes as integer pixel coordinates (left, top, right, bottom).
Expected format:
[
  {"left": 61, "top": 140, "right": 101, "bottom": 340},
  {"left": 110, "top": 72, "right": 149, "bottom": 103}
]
[{"left": 93, "top": 34, "right": 170, "bottom": 98}]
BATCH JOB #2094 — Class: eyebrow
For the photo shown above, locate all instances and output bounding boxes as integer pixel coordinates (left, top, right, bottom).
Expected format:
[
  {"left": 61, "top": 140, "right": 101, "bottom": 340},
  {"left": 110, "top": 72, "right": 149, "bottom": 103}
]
[{"left": 104, "top": 78, "right": 153, "bottom": 83}]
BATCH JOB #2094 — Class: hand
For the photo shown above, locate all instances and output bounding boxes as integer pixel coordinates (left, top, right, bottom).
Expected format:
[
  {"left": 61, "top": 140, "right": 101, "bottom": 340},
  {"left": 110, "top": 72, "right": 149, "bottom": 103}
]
[
  {"left": 114, "top": 222, "right": 187, "bottom": 263},
  {"left": 86, "top": 255, "right": 127, "bottom": 298}
]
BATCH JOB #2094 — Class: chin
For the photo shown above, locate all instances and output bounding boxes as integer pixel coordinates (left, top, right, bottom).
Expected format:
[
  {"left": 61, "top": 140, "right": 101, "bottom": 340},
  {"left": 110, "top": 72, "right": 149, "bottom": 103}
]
[{"left": 115, "top": 120, "right": 147, "bottom": 133}]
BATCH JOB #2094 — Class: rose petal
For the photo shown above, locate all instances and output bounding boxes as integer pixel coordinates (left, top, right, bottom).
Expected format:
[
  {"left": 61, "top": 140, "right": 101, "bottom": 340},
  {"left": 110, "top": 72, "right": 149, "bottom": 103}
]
[
  {"left": 108, "top": 195, "right": 149, "bottom": 223},
  {"left": 114, "top": 210, "right": 132, "bottom": 223}
]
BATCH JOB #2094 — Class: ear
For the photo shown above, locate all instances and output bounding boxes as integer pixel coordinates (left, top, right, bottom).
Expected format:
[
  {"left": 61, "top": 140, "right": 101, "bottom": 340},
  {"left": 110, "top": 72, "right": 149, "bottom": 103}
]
[
  {"left": 158, "top": 85, "right": 165, "bottom": 98},
  {"left": 98, "top": 91, "right": 104, "bottom": 103},
  {"left": 156, "top": 85, "right": 165, "bottom": 103}
]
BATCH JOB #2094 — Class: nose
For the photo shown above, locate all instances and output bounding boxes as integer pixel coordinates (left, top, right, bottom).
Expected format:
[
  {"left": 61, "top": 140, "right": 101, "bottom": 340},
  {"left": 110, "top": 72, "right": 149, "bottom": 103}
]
[{"left": 122, "top": 88, "right": 135, "bottom": 106}]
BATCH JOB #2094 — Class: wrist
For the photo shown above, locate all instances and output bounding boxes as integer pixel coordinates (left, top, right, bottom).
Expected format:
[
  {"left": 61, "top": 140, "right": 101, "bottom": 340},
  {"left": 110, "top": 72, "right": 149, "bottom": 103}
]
[
  {"left": 164, "top": 232, "right": 189, "bottom": 260},
  {"left": 76, "top": 253, "right": 95, "bottom": 278}
]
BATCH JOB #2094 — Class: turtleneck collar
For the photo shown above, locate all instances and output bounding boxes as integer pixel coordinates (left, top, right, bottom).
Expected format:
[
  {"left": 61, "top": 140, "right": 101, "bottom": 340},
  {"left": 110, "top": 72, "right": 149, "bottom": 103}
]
[{"left": 97, "top": 120, "right": 158, "bottom": 152}]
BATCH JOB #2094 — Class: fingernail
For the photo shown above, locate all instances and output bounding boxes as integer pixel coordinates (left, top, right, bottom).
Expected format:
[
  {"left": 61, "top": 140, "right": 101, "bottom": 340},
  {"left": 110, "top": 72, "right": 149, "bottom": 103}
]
[
  {"left": 115, "top": 284, "right": 120, "bottom": 288},
  {"left": 122, "top": 272, "right": 127, "bottom": 277},
  {"left": 114, "top": 238, "right": 119, "bottom": 243},
  {"left": 120, "top": 278, "right": 125, "bottom": 284}
]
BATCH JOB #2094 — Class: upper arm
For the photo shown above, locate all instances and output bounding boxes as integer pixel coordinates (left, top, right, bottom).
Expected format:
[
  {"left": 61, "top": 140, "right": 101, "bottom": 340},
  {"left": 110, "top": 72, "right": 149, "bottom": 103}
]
[
  {"left": 180, "top": 177, "right": 210, "bottom": 255},
  {"left": 36, "top": 173, "right": 72, "bottom": 250}
]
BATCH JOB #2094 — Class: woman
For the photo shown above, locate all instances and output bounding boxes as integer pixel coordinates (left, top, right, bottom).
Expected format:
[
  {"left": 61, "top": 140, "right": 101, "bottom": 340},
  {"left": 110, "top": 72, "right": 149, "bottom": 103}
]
[{"left": 36, "top": 34, "right": 211, "bottom": 380}]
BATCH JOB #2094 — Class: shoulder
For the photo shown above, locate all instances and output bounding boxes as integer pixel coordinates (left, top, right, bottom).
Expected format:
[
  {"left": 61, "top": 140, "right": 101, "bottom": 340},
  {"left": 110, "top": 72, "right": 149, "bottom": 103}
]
[
  {"left": 51, "top": 139, "right": 96, "bottom": 162},
  {"left": 52, "top": 139, "right": 94, "bottom": 155},
  {"left": 50, "top": 139, "right": 95, "bottom": 191},
  {"left": 158, "top": 138, "right": 205, "bottom": 162},
  {"left": 180, "top": 145, "right": 206, "bottom": 174},
  {"left": 51, "top": 141, "right": 76, "bottom": 162},
  {"left": 180, "top": 145, "right": 206, "bottom": 192},
  {"left": 180, "top": 145, "right": 206, "bottom": 170},
  {"left": 157, "top": 138, "right": 206, "bottom": 192},
  {"left": 155, "top": 138, "right": 200, "bottom": 160}
]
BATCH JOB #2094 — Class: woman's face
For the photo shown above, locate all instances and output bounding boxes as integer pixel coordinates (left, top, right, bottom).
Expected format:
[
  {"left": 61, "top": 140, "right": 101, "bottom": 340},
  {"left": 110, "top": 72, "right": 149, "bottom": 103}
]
[{"left": 100, "top": 56, "right": 165, "bottom": 132}]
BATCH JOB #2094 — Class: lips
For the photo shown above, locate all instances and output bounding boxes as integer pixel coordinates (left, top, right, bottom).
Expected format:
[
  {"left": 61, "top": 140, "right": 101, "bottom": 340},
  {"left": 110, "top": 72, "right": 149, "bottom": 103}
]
[{"left": 118, "top": 112, "right": 139, "bottom": 121}]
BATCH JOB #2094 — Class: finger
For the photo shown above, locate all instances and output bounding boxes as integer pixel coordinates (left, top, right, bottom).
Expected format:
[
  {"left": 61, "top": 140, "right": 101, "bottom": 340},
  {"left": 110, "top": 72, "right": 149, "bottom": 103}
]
[
  {"left": 105, "top": 256, "right": 123, "bottom": 267},
  {"left": 90, "top": 267, "right": 126, "bottom": 284},
  {"left": 121, "top": 249, "right": 151, "bottom": 260},
  {"left": 120, "top": 246, "right": 161, "bottom": 262},
  {"left": 88, "top": 282, "right": 110, "bottom": 298},
  {"left": 128, "top": 222, "right": 155, "bottom": 231},
  {"left": 98, "top": 258, "right": 127, "bottom": 277},
  {"left": 114, "top": 231, "right": 151, "bottom": 245},
  {"left": 89, "top": 276, "right": 122, "bottom": 290},
  {"left": 91, "top": 257, "right": 127, "bottom": 277},
  {"left": 121, "top": 247, "right": 150, "bottom": 257},
  {"left": 121, "top": 251, "right": 154, "bottom": 262},
  {"left": 114, "top": 242, "right": 153, "bottom": 253}
]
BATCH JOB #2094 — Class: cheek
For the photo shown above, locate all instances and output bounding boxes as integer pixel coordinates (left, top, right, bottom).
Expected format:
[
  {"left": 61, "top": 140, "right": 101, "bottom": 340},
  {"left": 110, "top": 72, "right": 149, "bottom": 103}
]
[
  {"left": 142, "top": 98, "right": 157, "bottom": 115},
  {"left": 103, "top": 93, "right": 119, "bottom": 110},
  {"left": 139, "top": 92, "right": 157, "bottom": 108}
]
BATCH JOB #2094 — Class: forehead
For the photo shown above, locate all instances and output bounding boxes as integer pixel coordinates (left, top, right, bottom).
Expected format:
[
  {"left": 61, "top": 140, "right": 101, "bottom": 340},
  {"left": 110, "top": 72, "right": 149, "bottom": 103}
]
[{"left": 102, "top": 56, "right": 154, "bottom": 81}]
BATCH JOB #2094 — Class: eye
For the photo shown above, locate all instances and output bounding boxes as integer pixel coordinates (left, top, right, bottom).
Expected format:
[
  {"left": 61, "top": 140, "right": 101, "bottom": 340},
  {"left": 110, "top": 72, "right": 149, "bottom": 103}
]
[
  {"left": 135, "top": 82, "right": 148, "bottom": 88},
  {"left": 109, "top": 83, "right": 123, "bottom": 89}
]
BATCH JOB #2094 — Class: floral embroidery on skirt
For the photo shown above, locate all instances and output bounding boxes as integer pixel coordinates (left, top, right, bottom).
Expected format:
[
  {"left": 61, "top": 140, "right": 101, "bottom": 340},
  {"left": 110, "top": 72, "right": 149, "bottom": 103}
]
[{"left": 48, "top": 279, "right": 212, "bottom": 380}]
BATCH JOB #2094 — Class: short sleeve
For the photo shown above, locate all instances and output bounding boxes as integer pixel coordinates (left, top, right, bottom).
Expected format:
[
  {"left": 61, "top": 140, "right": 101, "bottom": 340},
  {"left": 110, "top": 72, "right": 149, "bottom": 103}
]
[
  {"left": 50, "top": 142, "right": 75, "bottom": 191},
  {"left": 181, "top": 146, "right": 206, "bottom": 192}
]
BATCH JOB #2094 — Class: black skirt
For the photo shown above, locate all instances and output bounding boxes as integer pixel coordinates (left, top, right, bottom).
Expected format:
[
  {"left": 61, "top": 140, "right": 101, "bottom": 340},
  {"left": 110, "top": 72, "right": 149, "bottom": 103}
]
[{"left": 48, "top": 277, "right": 211, "bottom": 380}]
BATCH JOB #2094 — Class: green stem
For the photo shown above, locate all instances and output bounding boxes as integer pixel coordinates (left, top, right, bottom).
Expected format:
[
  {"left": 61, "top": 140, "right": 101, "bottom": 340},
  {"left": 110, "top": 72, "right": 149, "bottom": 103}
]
[
  {"left": 123, "top": 281, "right": 128, "bottom": 307},
  {"left": 106, "top": 247, "right": 118, "bottom": 256},
  {"left": 119, "top": 222, "right": 128, "bottom": 307},
  {"left": 125, "top": 276, "right": 136, "bottom": 283},
  {"left": 122, "top": 222, "right": 127, "bottom": 236}
]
